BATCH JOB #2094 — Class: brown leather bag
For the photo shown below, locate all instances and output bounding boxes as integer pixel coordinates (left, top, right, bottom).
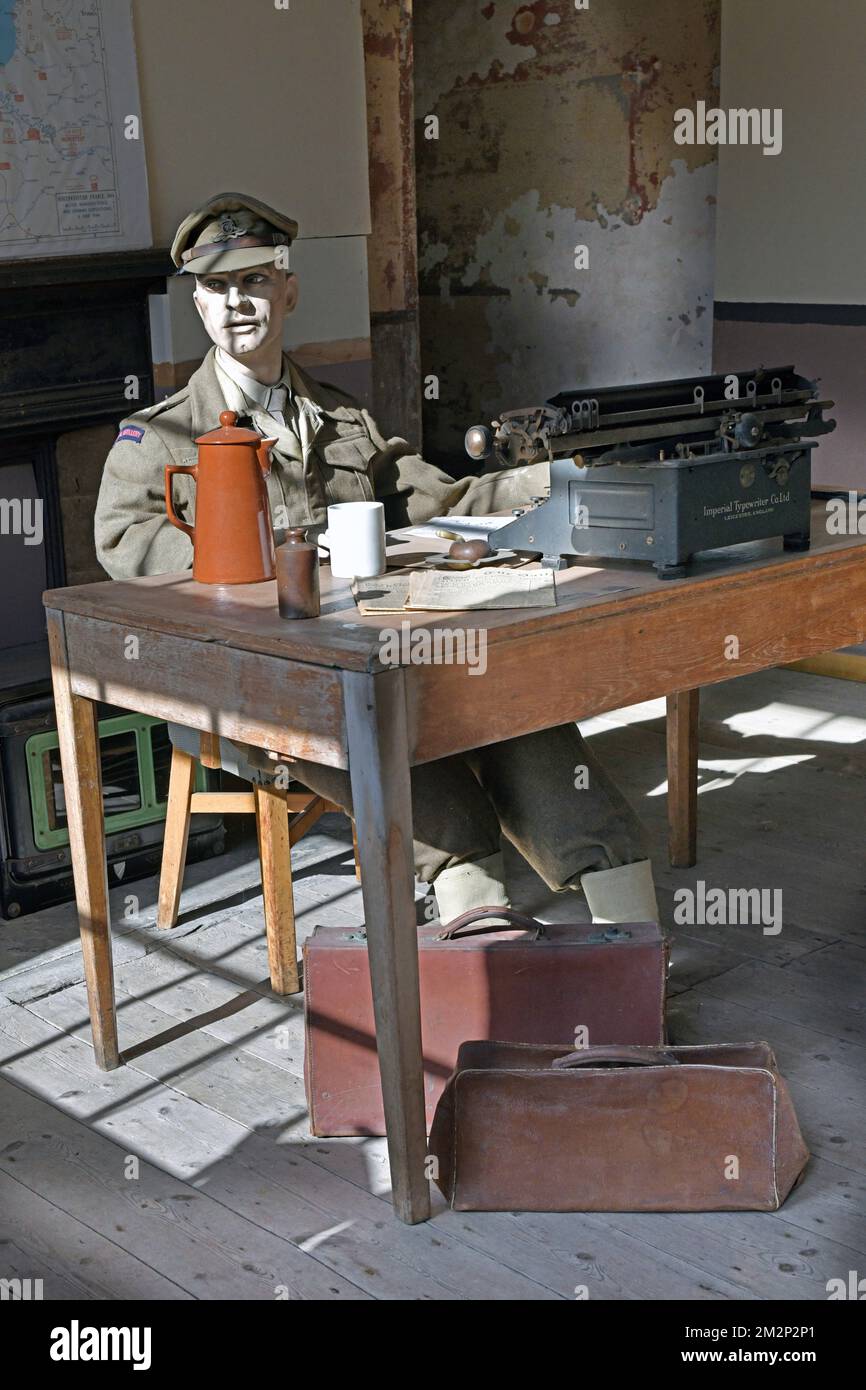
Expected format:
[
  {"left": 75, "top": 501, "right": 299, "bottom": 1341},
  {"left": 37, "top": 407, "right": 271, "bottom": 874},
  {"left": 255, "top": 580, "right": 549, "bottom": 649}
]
[
  {"left": 303, "top": 908, "right": 668, "bottom": 1136},
  {"left": 429, "top": 1040, "right": 809, "bottom": 1212}
]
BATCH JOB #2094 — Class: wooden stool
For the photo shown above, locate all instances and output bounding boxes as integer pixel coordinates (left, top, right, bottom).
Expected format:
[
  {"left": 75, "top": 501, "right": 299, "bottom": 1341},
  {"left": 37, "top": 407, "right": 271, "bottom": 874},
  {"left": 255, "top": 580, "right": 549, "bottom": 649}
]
[{"left": 157, "top": 741, "right": 362, "bottom": 995}]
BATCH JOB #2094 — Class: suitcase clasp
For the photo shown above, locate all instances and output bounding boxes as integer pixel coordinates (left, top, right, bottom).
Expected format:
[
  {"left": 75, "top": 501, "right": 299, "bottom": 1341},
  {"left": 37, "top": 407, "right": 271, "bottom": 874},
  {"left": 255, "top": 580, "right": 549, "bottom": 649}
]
[{"left": 586, "top": 926, "right": 632, "bottom": 944}]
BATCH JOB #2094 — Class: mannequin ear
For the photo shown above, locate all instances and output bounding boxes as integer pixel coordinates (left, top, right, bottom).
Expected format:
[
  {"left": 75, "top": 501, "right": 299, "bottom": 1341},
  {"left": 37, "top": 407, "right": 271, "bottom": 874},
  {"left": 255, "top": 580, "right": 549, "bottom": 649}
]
[
  {"left": 192, "top": 282, "right": 207, "bottom": 324},
  {"left": 284, "top": 272, "right": 299, "bottom": 315}
]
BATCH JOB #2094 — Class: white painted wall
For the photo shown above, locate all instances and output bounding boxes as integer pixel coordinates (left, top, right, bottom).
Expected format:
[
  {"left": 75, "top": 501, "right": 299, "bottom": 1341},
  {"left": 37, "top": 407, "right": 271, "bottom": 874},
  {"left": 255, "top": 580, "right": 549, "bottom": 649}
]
[
  {"left": 716, "top": 0, "right": 866, "bottom": 304},
  {"left": 131, "top": 0, "right": 372, "bottom": 362},
  {"left": 130, "top": 0, "right": 370, "bottom": 245}
]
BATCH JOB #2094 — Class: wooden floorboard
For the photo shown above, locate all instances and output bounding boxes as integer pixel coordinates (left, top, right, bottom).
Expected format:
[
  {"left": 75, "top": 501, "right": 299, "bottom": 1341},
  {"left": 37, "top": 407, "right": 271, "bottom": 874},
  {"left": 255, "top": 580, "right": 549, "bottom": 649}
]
[
  {"left": 0, "top": 1076, "right": 367, "bottom": 1301},
  {"left": 2, "top": 664, "right": 865, "bottom": 1299},
  {"left": 1, "top": 1001, "right": 565, "bottom": 1299},
  {"left": 685, "top": 962, "right": 866, "bottom": 1047}
]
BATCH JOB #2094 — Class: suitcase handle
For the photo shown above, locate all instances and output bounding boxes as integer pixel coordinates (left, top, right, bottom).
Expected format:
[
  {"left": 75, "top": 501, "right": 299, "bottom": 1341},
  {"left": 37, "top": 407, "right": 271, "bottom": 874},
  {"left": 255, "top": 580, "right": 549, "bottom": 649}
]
[
  {"left": 437, "top": 906, "right": 546, "bottom": 941},
  {"left": 551, "top": 1046, "right": 681, "bottom": 1070}
]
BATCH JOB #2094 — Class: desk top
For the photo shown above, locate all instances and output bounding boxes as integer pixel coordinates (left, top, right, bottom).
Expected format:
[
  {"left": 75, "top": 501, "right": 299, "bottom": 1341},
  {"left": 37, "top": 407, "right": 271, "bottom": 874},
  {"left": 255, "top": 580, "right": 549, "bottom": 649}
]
[{"left": 44, "top": 504, "right": 866, "bottom": 673}]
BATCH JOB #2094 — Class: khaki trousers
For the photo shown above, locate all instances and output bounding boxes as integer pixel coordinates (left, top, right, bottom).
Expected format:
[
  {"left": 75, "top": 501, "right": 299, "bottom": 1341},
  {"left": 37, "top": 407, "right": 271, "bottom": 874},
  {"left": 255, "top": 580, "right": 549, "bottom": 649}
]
[
  {"left": 289, "top": 723, "right": 647, "bottom": 889},
  {"left": 170, "top": 721, "right": 647, "bottom": 890}
]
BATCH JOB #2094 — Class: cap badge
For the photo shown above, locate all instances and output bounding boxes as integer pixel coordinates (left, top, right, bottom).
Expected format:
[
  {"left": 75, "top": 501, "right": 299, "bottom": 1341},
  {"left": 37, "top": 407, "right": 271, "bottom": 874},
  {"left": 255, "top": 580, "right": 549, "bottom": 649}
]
[{"left": 217, "top": 214, "right": 245, "bottom": 240}]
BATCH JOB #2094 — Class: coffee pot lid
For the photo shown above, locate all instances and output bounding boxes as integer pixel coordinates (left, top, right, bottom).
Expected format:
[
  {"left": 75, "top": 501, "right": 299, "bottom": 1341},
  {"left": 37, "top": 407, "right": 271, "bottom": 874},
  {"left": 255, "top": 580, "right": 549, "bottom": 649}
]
[{"left": 195, "top": 410, "right": 264, "bottom": 445}]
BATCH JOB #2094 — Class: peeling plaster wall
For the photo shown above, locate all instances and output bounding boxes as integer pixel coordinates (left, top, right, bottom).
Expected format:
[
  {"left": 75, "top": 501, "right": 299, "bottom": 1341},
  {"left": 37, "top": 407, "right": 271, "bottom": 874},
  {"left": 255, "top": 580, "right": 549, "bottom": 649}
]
[
  {"left": 414, "top": 0, "right": 720, "bottom": 463},
  {"left": 361, "top": 0, "right": 423, "bottom": 439}
]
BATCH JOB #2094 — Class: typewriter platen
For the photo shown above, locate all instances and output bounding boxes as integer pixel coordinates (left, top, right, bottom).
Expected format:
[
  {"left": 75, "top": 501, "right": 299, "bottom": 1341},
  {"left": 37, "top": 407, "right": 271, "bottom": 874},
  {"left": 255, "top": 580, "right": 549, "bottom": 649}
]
[{"left": 464, "top": 367, "right": 836, "bottom": 579}]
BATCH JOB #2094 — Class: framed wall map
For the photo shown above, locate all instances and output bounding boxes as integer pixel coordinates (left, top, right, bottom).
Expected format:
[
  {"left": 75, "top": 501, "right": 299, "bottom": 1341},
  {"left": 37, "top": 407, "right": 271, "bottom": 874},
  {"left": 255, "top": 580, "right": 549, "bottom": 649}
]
[{"left": 0, "top": 0, "right": 151, "bottom": 258}]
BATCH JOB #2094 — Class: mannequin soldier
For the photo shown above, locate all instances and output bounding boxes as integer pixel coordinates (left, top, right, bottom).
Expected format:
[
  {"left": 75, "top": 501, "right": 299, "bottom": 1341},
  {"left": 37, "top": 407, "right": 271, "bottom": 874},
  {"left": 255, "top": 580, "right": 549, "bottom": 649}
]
[{"left": 95, "top": 193, "right": 659, "bottom": 926}]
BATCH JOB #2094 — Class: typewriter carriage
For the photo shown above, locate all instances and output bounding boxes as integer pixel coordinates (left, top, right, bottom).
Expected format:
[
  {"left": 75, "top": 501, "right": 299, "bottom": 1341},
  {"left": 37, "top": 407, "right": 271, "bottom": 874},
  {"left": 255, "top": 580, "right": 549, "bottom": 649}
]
[{"left": 465, "top": 367, "right": 835, "bottom": 579}]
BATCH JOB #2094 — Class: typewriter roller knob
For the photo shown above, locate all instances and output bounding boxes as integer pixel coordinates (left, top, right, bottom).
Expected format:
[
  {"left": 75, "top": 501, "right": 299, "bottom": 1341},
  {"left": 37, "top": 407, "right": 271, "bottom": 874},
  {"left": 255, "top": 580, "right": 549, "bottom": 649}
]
[
  {"left": 465, "top": 424, "right": 494, "bottom": 460},
  {"left": 734, "top": 412, "right": 763, "bottom": 448}
]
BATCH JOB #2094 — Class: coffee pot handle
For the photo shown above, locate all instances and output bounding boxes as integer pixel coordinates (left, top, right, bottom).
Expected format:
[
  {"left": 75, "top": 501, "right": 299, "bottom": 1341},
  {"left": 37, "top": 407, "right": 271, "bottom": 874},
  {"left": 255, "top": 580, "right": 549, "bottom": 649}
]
[{"left": 165, "top": 463, "right": 196, "bottom": 541}]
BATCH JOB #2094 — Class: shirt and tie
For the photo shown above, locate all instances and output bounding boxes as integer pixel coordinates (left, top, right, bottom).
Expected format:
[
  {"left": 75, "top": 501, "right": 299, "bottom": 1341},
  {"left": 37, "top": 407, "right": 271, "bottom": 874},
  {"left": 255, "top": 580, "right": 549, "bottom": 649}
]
[
  {"left": 213, "top": 347, "right": 321, "bottom": 532},
  {"left": 214, "top": 346, "right": 292, "bottom": 427}
]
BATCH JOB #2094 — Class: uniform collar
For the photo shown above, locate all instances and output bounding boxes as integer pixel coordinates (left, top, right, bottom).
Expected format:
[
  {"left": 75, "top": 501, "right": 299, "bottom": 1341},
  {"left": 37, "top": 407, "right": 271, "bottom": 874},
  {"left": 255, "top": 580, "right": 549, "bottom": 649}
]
[
  {"left": 188, "top": 347, "right": 358, "bottom": 439},
  {"left": 214, "top": 347, "right": 292, "bottom": 414}
]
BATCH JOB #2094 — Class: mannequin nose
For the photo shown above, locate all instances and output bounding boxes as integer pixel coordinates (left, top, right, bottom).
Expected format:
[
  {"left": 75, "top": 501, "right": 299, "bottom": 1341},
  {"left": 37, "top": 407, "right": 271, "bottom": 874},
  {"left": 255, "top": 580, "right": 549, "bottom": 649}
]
[{"left": 225, "top": 284, "right": 243, "bottom": 309}]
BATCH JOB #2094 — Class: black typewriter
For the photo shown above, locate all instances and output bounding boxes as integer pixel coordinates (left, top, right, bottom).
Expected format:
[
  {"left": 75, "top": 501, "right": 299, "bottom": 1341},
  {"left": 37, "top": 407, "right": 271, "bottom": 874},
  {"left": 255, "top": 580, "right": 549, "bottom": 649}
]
[{"left": 464, "top": 366, "right": 835, "bottom": 579}]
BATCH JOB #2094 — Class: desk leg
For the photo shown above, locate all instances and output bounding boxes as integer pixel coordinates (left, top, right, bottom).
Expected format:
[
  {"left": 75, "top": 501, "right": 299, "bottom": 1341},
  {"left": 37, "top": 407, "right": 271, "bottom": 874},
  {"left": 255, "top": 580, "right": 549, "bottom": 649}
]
[
  {"left": 46, "top": 610, "right": 119, "bottom": 1070},
  {"left": 254, "top": 784, "right": 301, "bottom": 995},
  {"left": 343, "top": 668, "right": 430, "bottom": 1225},
  {"left": 667, "top": 688, "right": 700, "bottom": 869}
]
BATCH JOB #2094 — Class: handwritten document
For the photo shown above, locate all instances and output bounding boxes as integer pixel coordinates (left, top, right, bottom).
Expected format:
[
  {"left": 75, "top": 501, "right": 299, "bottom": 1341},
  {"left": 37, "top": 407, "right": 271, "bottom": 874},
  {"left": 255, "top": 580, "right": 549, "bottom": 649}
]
[{"left": 353, "top": 568, "right": 556, "bottom": 613}]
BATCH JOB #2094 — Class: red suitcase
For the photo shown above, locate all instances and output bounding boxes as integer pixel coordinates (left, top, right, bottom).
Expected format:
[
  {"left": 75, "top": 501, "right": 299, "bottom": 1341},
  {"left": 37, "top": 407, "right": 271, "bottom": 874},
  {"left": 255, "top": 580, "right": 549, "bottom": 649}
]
[{"left": 303, "top": 906, "right": 668, "bottom": 1136}]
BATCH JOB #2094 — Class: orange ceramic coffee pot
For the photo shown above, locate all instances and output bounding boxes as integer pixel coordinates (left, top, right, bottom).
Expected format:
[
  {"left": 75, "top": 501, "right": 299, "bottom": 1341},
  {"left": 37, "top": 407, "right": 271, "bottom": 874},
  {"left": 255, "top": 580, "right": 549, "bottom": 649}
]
[{"left": 165, "top": 410, "right": 277, "bottom": 584}]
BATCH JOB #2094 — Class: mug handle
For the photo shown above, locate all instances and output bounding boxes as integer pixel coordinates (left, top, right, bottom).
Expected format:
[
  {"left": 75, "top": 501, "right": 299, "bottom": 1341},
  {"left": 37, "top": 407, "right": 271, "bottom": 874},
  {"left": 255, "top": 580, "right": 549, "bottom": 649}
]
[{"left": 165, "top": 463, "right": 196, "bottom": 541}]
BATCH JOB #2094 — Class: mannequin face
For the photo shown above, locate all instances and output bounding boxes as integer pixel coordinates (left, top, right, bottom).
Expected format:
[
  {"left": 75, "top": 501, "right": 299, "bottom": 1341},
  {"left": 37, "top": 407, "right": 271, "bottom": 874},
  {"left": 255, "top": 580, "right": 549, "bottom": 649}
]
[{"left": 193, "top": 265, "right": 298, "bottom": 379}]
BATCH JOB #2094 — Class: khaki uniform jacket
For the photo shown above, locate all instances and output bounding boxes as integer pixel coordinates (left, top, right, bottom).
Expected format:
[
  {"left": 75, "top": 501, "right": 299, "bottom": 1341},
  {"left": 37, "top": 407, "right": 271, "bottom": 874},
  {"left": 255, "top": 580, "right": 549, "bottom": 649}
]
[{"left": 95, "top": 347, "right": 550, "bottom": 580}]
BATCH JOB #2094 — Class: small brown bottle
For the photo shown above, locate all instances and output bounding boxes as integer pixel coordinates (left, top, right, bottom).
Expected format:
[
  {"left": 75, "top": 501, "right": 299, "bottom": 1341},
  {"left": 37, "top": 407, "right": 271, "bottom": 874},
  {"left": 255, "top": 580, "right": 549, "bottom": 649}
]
[{"left": 276, "top": 528, "right": 321, "bottom": 619}]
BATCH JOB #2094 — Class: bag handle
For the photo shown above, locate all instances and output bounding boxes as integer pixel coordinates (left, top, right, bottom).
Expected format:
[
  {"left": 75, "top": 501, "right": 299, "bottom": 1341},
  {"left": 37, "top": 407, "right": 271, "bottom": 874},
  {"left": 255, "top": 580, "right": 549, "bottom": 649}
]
[
  {"left": 551, "top": 1046, "right": 681, "bottom": 1070},
  {"left": 436, "top": 906, "right": 546, "bottom": 941}
]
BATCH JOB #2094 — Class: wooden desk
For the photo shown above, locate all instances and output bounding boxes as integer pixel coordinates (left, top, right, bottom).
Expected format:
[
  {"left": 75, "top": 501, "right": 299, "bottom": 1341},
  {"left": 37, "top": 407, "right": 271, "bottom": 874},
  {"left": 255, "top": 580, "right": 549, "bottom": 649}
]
[{"left": 44, "top": 505, "right": 866, "bottom": 1224}]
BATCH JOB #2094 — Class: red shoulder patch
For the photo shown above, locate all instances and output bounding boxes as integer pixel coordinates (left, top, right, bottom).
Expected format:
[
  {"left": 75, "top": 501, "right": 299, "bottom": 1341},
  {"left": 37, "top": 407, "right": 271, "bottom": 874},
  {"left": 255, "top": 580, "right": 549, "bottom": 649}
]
[{"left": 116, "top": 425, "right": 145, "bottom": 444}]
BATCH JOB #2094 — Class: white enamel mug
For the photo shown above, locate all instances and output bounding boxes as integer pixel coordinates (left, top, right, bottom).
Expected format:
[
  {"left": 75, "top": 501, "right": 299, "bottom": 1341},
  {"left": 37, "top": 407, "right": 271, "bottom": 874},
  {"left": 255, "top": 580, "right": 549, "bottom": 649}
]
[{"left": 321, "top": 501, "right": 387, "bottom": 579}]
